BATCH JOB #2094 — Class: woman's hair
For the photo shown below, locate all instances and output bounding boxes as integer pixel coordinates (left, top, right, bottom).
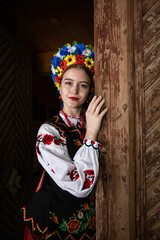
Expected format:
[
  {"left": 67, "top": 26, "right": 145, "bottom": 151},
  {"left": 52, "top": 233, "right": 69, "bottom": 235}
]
[{"left": 60, "top": 64, "right": 93, "bottom": 84}]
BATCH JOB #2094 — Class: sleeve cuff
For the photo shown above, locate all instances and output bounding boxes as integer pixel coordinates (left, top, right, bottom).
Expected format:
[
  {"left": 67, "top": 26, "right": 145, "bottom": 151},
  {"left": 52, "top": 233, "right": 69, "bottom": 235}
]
[{"left": 83, "top": 138, "right": 102, "bottom": 150}]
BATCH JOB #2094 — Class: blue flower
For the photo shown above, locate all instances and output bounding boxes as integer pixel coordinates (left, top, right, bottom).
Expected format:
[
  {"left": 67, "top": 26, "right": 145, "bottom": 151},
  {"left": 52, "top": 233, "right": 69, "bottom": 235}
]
[
  {"left": 91, "top": 52, "right": 94, "bottom": 61},
  {"left": 75, "top": 43, "right": 86, "bottom": 54},
  {"left": 51, "top": 56, "right": 61, "bottom": 67},
  {"left": 51, "top": 74, "right": 56, "bottom": 81},
  {"left": 60, "top": 46, "right": 70, "bottom": 56}
]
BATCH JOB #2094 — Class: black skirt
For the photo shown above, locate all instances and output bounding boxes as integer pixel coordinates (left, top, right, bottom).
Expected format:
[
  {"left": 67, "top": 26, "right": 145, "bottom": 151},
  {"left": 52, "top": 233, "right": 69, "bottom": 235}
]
[{"left": 20, "top": 179, "right": 96, "bottom": 239}]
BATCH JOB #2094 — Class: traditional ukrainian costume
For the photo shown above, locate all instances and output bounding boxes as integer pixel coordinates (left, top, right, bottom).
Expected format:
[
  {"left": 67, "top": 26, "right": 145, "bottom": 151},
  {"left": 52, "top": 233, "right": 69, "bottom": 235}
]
[
  {"left": 20, "top": 41, "right": 100, "bottom": 239},
  {"left": 20, "top": 110, "right": 101, "bottom": 239}
]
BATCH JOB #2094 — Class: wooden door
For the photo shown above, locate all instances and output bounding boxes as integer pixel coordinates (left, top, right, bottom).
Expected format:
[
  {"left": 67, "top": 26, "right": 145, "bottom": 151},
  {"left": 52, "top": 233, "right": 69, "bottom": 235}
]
[
  {"left": 94, "top": 0, "right": 160, "bottom": 239},
  {"left": 0, "top": 24, "right": 32, "bottom": 240}
]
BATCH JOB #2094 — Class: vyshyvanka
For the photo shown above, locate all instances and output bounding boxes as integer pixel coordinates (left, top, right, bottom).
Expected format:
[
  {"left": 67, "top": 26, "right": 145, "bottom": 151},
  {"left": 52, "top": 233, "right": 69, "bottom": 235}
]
[{"left": 20, "top": 111, "right": 101, "bottom": 239}]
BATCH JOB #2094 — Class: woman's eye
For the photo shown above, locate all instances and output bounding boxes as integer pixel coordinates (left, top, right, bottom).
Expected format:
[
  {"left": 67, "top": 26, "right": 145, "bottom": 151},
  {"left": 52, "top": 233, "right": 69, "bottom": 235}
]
[
  {"left": 81, "top": 84, "right": 87, "bottom": 88},
  {"left": 65, "top": 82, "right": 72, "bottom": 85}
]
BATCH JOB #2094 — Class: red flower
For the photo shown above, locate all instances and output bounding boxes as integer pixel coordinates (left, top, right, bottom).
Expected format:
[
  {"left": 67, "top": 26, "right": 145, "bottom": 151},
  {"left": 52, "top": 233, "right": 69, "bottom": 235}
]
[
  {"left": 67, "top": 219, "right": 80, "bottom": 233},
  {"left": 75, "top": 54, "right": 85, "bottom": 64},
  {"left": 82, "top": 177, "right": 91, "bottom": 190},
  {"left": 84, "top": 139, "right": 87, "bottom": 143},
  {"left": 69, "top": 169, "right": 79, "bottom": 181},
  {"left": 88, "top": 214, "right": 96, "bottom": 230},
  {"left": 84, "top": 170, "right": 94, "bottom": 176},
  {"left": 91, "top": 141, "right": 95, "bottom": 145},
  {"left": 98, "top": 143, "right": 102, "bottom": 148},
  {"left": 54, "top": 138, "right": 64, "bottom": 145},
  {"left": 60, "top": 60, "right": 67, "bottom": 70},
  {"left": 55, "top": 75, "right": 60, "bottom": 84},
  {"left": 90, "top": 66, "right": 94, "bottom": 75},
  {"left": 42, "top": 134, "right": 54, "bottom": 145}
]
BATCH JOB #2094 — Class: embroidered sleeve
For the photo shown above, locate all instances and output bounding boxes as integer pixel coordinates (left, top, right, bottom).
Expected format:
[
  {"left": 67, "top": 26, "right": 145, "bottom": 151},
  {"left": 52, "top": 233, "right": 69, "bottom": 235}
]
[{"left": 36, "top": 123, "right": 101, "bottom": 198}]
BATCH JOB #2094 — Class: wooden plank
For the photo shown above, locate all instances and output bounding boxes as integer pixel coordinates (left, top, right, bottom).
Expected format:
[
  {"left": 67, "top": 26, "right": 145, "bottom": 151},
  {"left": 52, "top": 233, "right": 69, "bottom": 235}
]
[
  {"left": 145, "top": 78, "right": 160, "bottom": 129},
  {"left": 146, "top": 118, "right": 160, "bottom": 166},
  {"left": 134, "top": 0, "right": 146, "bottom": 239},
  {"left": 143, "top": 0, "right": 158, "bottom": 14},
  {"left": 143, "top": 0, "right": 160, "bottom": 89},
  {"left": 145, "top": 207, "right": 160, "bottom": 239},
  {"left": 94, "top": 0, "right": 136, "bottom": 239}
]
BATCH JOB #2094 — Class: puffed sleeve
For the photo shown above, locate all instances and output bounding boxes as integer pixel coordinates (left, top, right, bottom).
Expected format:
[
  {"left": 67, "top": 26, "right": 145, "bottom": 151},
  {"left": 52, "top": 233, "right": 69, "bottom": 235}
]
[{"left": 36, "top": 123, "right": 101, "bottom": 198}]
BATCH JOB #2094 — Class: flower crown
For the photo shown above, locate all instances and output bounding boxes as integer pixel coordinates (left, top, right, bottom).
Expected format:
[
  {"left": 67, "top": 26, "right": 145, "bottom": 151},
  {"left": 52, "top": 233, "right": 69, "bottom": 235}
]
[{"left": 51, "top": 41, "right": 94, "bottom": 94}]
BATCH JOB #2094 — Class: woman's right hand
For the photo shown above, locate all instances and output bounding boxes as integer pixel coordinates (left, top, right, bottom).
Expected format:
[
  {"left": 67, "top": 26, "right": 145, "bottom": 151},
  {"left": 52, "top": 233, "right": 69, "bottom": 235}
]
[{"left": 85, "top": 96, "right": 108, "bottom": 141}]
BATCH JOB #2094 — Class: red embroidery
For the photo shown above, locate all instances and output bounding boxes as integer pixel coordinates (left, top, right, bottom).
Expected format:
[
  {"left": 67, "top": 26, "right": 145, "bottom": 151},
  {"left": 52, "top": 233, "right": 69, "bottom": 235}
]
[
  {"left": 51, "top": 169, "right": 55, "bottom": 174},
  {"left": 84, "top": 170, "right": 94, "bottom": 175},
  {"left": 42, "top": 134, "right": 54, "bottom": 145},
  {"left": 88, "top": 214, "right": 96, "bottom": 230},
  {"left": 67, "top": 219, "right": 81, "bottom": 233},
  {"left": 82, "top": 170, "right": 95, "bottom": 190},
  {"left": 68, "top": 168, "right": 79, "bottom": 181},
  {"left": 54, "top": 138, "right": 64, "bottom": 145}
]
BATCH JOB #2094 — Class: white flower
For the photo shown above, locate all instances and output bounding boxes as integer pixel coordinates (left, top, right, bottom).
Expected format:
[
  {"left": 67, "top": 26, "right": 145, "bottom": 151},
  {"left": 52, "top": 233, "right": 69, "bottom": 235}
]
[
  {"left": 51, "top": 65, "right": 56, "bottom": 74},
  {"left": 67, "top": 45, "right": 76, "bottom": 54},
  {"left": 56, "top": 51, "right": 63, "bottom": 59},
  {"left": 78, "top": 211, "right": 84, "bottom": 219},
  {"left": 82, "top": 48, "right": 91, "bottom": 56}
]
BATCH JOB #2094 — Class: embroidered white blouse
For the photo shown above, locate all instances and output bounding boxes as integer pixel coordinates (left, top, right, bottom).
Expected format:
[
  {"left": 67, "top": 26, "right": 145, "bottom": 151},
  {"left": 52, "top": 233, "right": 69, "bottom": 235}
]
[{"left": 36, "top": 112, "right": 101, "bottom": 198}]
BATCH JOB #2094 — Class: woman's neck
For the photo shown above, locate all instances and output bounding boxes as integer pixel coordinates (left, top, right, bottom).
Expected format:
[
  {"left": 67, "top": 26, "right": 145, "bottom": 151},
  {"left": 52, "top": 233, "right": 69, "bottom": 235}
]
[{"left": 62, "top": 108, "right": 81, "bottom": 118}]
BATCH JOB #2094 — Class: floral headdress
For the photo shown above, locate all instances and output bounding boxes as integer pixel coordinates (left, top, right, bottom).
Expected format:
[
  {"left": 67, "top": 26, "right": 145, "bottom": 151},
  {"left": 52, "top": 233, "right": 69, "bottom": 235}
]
[{"left": 51, "top": 41, "right": 94, "bottom": 95}]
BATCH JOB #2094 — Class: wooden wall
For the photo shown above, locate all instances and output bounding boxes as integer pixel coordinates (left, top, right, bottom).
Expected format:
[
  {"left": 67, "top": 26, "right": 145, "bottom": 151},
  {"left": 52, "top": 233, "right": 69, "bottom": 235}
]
[
  {"left": 143, "top": 0, "right": 160, "bottom": 238},
  {"left": 0, "top": 24, "right": 32, "bottom": 239},
  {"left": 94, "top": 0, "right": 160, "bottom": 239}
]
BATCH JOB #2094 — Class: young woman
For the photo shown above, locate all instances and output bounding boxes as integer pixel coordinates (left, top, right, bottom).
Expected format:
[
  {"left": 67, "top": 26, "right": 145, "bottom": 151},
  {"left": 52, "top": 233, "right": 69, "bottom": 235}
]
[{"left": 20, "top": 41, "right": 108, "bottom": 240}]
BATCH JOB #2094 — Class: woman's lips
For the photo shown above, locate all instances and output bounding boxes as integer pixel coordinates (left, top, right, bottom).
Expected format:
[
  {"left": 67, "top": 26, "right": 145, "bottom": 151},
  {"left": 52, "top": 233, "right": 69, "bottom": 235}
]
[{"left": 69, "top": 97, "right": 79, "bottom": 101}]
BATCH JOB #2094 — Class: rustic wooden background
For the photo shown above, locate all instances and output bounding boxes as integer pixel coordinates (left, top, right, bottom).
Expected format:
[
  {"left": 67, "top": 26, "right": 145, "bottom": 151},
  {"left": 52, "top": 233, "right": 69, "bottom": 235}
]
[
  {"left": 0, "top": 24, "right": 32, "bottom": 239},
  {"left": 95, "top": 0, "right": 160, "bottom": 239}
]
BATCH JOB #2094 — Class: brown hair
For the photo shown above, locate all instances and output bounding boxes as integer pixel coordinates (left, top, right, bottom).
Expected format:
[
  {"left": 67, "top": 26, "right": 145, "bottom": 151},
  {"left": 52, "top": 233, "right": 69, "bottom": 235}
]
[{"left": 60, "top": 64, "right": 93, "bottom": 84}]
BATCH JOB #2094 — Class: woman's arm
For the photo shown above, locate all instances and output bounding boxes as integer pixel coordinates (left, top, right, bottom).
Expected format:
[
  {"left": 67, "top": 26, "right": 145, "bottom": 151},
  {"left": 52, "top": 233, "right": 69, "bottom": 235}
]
[{"left": 36, "top": 123, "right": 101, "bottom": 198}]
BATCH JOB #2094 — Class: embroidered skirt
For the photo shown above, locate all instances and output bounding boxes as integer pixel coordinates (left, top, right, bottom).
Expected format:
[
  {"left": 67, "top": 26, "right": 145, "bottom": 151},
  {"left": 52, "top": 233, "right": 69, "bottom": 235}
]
[{"left": 19, "top": 180, "right": 96, "bottom": 240}]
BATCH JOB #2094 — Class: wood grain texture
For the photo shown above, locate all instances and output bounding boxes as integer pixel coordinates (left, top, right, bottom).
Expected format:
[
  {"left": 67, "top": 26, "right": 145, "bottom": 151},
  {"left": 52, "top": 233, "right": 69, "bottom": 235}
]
[
  {"left": 143, "top": 0, "right": 160, "bottom": 239},
  {"left": 143, "top": 0, "right": 160, "bottom": 89},
  {"left": 94, "top": 0, "right": 136, "bottom": 239},
  {"left": 0, "top": 24, "right": 32, "bottom": 239}
]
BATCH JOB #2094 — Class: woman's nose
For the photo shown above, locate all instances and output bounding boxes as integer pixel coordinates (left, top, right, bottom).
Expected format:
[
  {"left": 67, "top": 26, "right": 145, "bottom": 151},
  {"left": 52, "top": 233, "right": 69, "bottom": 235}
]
[{"left": 71, "top": 85, "right": 78, "bottom": 94}]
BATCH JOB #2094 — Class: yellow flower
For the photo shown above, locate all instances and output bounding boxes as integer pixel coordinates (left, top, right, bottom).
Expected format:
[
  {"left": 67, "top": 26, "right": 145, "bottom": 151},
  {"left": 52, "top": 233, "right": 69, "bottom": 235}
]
[
  {"left": 55, "top": 66, "right": 62, "bottom": 77},
  {"left": 55, "top": 82, "right": 60, "bottom": 90},
  {"left": 65, "top": 55, "right": 76, "bottom": 66},
  {"left": 84, "top": 57, "right": 94, "bottom": 69}
]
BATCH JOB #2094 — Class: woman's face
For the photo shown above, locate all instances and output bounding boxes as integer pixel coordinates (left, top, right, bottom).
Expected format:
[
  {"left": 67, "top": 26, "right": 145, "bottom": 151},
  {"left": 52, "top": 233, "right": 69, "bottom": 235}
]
[{"left": 60, "top": 68, "right": 90, "bottom": 114}]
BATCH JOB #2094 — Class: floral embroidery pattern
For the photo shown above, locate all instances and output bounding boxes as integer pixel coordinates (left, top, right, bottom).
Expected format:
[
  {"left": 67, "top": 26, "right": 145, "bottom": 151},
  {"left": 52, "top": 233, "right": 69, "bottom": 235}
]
[
  {"left": 67, "top": 169, "right": 95, "bottom": 189},
  {"left": 36, "top": 134, "right": 66, "bottom": 157},
  {"left": 43, "top": 134, "right": 54, "bottom": 145},
  {"left": 68, "top": 168, "right": 79, "bottom": 181},
  {"left": 49, "top": 191, "right": 96, "bottom": 235},
  {"left": 83, "top": 170, "right": 95, "bottom": 190},
  {"left": 37, "top": 134, "right": 66, "bottom": 147},
  {"left": 67, "top": 219, "right": 81, "bottom": 233},
  {"left": 83, "top": 139, "right": 102, "bottom": 150}
]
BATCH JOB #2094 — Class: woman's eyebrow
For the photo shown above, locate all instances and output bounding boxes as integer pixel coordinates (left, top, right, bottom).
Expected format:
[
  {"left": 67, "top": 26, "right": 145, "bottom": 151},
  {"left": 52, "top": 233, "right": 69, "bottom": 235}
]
[
  {"left": 63, "top": 78, "right": 89, "bottom": 84},
  {"left": 64, "top": 78, "right": 74, "bottom": 81}
]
